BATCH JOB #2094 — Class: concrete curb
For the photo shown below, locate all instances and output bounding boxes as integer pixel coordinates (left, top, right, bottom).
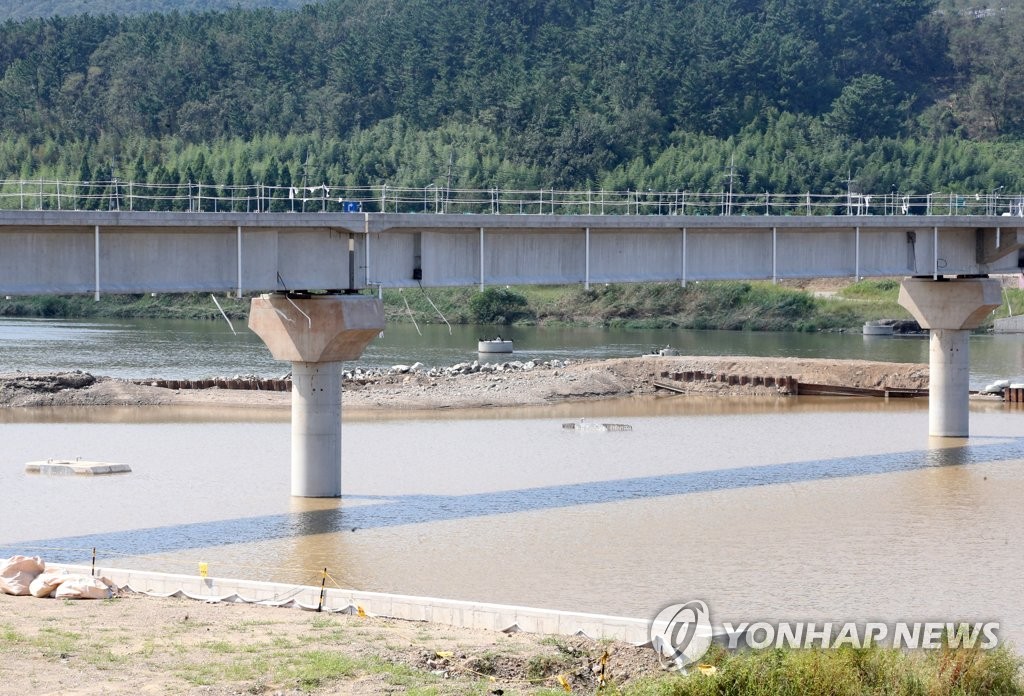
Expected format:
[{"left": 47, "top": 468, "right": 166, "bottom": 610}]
[{"left": 55, "top": 564, "right": 653, "bottom": 645}]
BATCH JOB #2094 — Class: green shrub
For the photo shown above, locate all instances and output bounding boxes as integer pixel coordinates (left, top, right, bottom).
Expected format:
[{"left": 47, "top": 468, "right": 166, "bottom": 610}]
[{"left": 469, "top": 287, "right": 532, "bottom": 324}]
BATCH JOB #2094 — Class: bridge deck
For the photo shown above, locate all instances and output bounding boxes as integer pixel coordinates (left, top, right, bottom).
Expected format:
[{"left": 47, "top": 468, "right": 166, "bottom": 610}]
[{"left": 0, "top": 211, "right": 1020, "bottom": 295}]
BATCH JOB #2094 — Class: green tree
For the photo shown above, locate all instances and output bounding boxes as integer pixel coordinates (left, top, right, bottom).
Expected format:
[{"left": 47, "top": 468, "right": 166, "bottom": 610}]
[
  {"left": 824, "top": 75, "right": 905, "bottom": 140},
  {"left": 469, "top": 288, "right": 532, "bottom": 324}
]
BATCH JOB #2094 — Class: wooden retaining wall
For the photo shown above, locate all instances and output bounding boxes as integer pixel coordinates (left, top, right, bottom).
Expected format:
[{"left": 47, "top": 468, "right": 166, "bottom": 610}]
[
  {"left": 133, "top": 378, "right": 292, "bottom": 391},
  {"left": 655, "top": 371, "right": 929, "bottom": 398}
]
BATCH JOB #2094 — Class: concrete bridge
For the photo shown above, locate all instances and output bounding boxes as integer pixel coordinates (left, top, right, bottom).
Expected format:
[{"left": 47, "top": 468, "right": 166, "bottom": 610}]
[
  {"left": 1, "top": 209, "right": 1020, "bottom": 496},
  {"left": 0, "top": 210, "right": 1021, "bottom": 293}
]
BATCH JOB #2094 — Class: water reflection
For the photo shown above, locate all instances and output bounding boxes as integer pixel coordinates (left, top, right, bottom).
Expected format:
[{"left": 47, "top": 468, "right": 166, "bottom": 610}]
[{"left": 12, "top": 431, "right": 1022, "bottom": 564}]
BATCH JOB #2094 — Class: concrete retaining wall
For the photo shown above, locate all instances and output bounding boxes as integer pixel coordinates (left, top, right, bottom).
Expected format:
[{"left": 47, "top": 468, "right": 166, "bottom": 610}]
[
  {"left": 55, "top": 564, "right": 652, "bottom": 645},
  {"left": 995, "top": 315, "right": 1024, "bottom": 333}
]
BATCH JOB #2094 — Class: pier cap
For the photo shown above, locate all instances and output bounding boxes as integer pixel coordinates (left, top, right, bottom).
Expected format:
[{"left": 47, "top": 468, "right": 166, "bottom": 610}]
[
  {"left": 248, "top": 293, "right": 385, "bottom": 363},
  {"left": 897, "top": 277, "right": 1002, "bottom": 331}
]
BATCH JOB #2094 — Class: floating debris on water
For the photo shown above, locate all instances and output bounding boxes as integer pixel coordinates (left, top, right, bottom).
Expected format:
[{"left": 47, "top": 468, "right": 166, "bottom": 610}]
[
  {"left": 562, "top": 420, "right": 632, "bottom": 432},
  {"left": 25, "top": 459, "right": 132, "bottom": 476}
]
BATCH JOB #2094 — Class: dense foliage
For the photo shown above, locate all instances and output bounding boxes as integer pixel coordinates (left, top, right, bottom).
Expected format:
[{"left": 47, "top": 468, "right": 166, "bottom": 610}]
[
  {"left": 1, "top": 1, "right": 306, "bottom": 21},
  {"left": 1, "top": 1, "right": 1024, "bottom": 192}
]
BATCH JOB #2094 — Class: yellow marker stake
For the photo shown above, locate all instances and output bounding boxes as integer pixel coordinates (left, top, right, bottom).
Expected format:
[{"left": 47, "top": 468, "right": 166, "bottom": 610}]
[{"left": 198, "top": 562, "right": 208, "bottom": 578}]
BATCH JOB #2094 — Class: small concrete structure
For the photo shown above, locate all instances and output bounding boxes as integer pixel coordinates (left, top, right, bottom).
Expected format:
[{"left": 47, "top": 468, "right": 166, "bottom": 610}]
[
  {"left": 248, "top": 293, "right": 385, "bottom": 497},
  {"left": 862, "top": 321, "right": 894, "bottom": 336},
  {"left": 994, "top": 315, "right": 1024, "bottom": 333},
  {"left": 24, "top": 460, "right": 131, "bottom": 475},
  {"left": 478, "top": 339, "right": 513, "bottom": 353},
  {"left": 898, "top": 277, "right": 1002, "bottom": 437}
]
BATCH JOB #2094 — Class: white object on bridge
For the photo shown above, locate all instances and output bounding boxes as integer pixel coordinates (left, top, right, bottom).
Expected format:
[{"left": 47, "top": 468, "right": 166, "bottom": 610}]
[
  {"left": 478, "top": 338, "right": 514, "bottom": 353},
  {"left": 24, "top": 459, "right": 131, "bottom": 475}
]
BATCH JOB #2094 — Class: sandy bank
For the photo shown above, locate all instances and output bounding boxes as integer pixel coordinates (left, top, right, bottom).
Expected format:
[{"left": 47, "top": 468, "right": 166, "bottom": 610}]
[
  {"left": 0, "top": 591, "right": 662, "bottom": 694},
  {"left": 0, "top": 355, "right": 930, "bottom": 410}
]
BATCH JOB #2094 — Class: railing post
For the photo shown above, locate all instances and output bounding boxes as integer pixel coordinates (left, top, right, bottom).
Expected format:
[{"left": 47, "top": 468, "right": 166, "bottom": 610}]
[
  {"left": 855, "top": 226, "right": 860, "bottom": 281},
  {"left": 681, "top": 228, "right": 687, "bottom": 288},
  {"left": 772, "top": 227, "right": 777, "bottom": 284},
  {"left": 584, "top": 227, "right": 590, "bottom": 290}
]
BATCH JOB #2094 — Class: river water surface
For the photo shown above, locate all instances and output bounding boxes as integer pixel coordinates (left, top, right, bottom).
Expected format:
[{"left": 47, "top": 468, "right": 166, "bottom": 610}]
[{"left": 1, "top": 318, "right": 1023, "bottom": 644}]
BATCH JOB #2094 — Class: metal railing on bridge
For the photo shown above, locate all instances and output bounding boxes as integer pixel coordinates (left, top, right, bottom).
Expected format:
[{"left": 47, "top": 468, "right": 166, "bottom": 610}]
[{"left": 2, "top": 179, "right": 1023, "bottom": 218}]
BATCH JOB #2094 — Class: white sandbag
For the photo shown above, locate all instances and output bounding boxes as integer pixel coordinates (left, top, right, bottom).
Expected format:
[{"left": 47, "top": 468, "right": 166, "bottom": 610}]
[
  {"left": 53, "top": 574, "right": 115, "bottom": 600},
  {"left": 0, "top": 555, "right": 45, "bottom": 596},
  {"left": 29, "top": 570, "right": 70, "bottom": 598}
]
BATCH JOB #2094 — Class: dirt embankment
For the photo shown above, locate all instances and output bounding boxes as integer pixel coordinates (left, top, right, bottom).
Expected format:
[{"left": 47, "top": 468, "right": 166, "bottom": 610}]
[
  {"left": 0, "top": 356, "right": 929, "bottom": 410},
  {"left": 0, "top": 592, "right": 662, "bottom": 695}
]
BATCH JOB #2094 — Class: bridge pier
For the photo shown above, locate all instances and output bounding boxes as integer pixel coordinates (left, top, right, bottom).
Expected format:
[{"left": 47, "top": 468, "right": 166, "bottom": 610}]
[
  {"left": 897, "top": 277, "right": 1001, "bottom": 437},
  {"left": 248, "top": 293, "right": 385, "bottom": 497}
]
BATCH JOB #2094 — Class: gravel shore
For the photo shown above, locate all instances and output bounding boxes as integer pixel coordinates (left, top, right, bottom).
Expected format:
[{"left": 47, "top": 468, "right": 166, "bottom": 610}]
[{"left": 0, "top": 355, "right": 930, "bottom": 410}]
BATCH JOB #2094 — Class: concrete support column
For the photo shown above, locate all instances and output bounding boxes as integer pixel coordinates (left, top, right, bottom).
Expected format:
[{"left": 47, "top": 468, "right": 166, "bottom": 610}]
[
  {"left": 248, "top": 293, "right": 385, "bottom": 497},
  {"left": 927, "top": 329, "right": 970, "bottom": 437},
  {"left": 291, "top": 361, "right": 343, "bottom": 497},
  {"left": 897, "top": 277, "right": 1001, "bottom": 437}
]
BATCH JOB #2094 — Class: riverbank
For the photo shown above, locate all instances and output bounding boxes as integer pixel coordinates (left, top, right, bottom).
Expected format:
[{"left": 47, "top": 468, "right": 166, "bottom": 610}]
[
  {"left": 0, "top": 355, "right": 931, "bottom": 410},
  {"left": 2, "top": 592, "right": 1020, "bottom": 695},
  {"left": 0, "top": 279, "right": 927, "bottom": 330}
]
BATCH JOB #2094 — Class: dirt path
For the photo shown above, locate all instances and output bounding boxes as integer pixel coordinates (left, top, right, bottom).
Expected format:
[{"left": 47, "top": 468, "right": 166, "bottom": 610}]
[
  {"left": 0, "top": 355, "right": 929, "bottom": 411},
  {"left": 0, "top": 592, "right": 662, "bottom": 695}
]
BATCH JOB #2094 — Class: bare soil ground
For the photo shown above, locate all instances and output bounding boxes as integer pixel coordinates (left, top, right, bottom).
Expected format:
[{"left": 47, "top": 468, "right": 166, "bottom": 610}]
[
  {"left": 0, "top": 355, "right": 929, "bottom": 411},
  {"left": 0, "top": 592, "right": 662, "bottom": 695}
]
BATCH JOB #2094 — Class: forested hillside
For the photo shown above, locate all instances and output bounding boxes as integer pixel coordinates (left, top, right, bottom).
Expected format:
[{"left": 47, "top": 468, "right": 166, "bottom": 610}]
[
  {"left": 1, "top": 1, "right": 307, "bottom": 21},
  {"left": 1, "top": 0, "right": 1024, "bottom": 194}
]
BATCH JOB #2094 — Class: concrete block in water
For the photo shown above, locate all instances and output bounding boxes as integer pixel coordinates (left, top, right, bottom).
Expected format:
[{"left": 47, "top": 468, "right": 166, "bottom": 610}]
[{"left": 24, "top": 459, "right": 132, "bottom": 476}]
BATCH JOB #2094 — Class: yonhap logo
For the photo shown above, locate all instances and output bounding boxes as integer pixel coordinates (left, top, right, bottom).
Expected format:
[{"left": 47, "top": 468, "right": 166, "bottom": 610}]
[{"left": 649, "top": 600, "right": 714, "bottom": 670}]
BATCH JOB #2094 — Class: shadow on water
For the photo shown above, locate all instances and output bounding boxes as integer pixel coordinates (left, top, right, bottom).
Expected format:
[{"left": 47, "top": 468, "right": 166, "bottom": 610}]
[{"left": 7, "top": 435, "right": 1024, "bottom": 563}]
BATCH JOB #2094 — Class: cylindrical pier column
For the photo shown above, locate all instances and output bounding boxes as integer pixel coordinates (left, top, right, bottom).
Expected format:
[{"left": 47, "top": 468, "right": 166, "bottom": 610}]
[
  {"left": 928, "top": 328, "right": 970, "bottom": 437},
  {"left": 291, "top": 361, "right": 343, "bottom": 497}
]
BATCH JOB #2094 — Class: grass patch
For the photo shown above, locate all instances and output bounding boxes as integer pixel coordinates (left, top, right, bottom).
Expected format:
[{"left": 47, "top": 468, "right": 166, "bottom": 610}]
[
  {"left": 35, "top": 627, "right": 81, "bottom": 658},
  {"left": 993, "top": 287, "right": 1024, "bottom": 320},
  {"left": 278, "top": 650, "right": 357, "bottom": 691},
  {"left": 14, "top": 278, "right": 1022, "bottom": 332},
  {"left": 623, "top": 642, "right": 1024, "bottom": 696},
  {"left": 0, "top": 292, "right": 248, "bottom": 320},
  {"left": 310, "top": 616, "right": 342, "bottom": 630},
  {"left": 526, "top": 653, "right": 571, "bottom": 681},
  {"left": 0, "top": 623, "right": 26, "bottom": 645},
  {"left": 838, "top": 278, "right": 901, "bottom": 300}
]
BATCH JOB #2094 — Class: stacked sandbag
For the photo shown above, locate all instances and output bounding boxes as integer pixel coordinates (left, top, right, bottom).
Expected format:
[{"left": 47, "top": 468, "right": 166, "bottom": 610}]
[
  {"left": 53, "top": 575, "right": 115, "bottom": 600},
  {"left": 29, "top": 570, "right": 70, "bottom": 598},
  {"left": 0, "top": 555, "right": 44, "bottom": 595},
  {"left": 1, "top": 556, "right": 116, "bottom": 599}
]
